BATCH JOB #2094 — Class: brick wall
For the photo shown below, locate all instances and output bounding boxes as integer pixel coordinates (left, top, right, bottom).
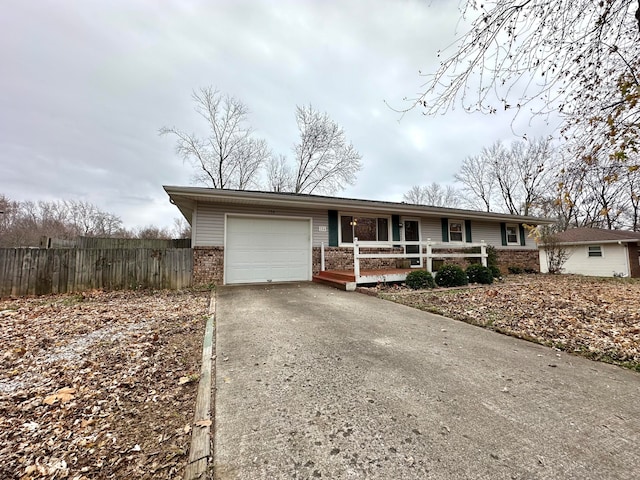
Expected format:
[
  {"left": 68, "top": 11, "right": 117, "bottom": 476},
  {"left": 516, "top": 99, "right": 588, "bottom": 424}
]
[
  {"left": 495, "top": 249, "right": 540, "bottom": 273},
  {"left": 312, "top": 247, "right": 405, "bottom": 274},
  {"left": 313, "top": 247, "right": 353, "bottom": 273},
  {"left": 360, "top": 247, "right": 405, "bottom": 270},
  {"left": 193, "top": 247, "right": 224, "bottom": 285},
  {"left": 425, "top": 247, "right": 540, "bottom": 273}
]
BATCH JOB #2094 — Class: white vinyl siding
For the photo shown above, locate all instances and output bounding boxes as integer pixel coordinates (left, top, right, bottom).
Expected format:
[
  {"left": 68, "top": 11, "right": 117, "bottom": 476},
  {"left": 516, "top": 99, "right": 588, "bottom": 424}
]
[
  {"left": 539, "top": 244, "right": 629, "bottom": 277},
  {"left": 194, "top": 202, "right": 327, "bottom": 247},
  {"left": 420, "top": 218, "right": 443, "bottom": 242},
  {"left": 192, "top": 202, "right": 538, "bottom": 250},
  {"left": 419, "top": 218, "right": 536, "bottom": 249},
  {"left": 472, "top": 221, "right": 536, "bottom": 249}
]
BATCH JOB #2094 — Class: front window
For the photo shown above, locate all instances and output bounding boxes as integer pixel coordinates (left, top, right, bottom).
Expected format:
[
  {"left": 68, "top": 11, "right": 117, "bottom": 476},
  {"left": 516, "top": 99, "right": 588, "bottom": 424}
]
[
  {"left": 588, "top": 245, "right": 603, "bottom": 257},
  {"left": 506, "top": 224, "right": 519, "bottom": 244},
  {"left": 449, "top": 221, "right": 463, "bottom": 242},
  {"left": 340, "top": 215, "right": 389, "bottom": 243}
]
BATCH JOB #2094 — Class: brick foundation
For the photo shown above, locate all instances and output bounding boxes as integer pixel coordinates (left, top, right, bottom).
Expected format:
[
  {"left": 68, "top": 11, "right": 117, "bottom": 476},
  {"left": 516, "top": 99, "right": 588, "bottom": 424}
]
[
  {"left": 495, "top": 249, "right": 540, "bottom": 273},
  {"left": 312, "top": 247, "right": 404, "bottom": 274},
  {"left": 193, "top": 247, "right": 224, "bottom": 285}
]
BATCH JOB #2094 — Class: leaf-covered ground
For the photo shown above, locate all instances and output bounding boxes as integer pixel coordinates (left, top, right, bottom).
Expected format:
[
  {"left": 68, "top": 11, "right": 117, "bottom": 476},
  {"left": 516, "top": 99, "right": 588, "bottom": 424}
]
[
  {"left": 378, "top": 275, "right": 640, "bottom": 370},
  {"left": 0, "top": 289, "right": 210, "bottom": 479}
]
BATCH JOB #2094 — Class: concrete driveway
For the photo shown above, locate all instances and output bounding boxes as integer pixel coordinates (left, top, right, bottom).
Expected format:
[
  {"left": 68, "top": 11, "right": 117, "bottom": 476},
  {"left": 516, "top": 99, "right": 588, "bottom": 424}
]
[{"left": 213, "top": 283, "right": 640, "bottom": 479}]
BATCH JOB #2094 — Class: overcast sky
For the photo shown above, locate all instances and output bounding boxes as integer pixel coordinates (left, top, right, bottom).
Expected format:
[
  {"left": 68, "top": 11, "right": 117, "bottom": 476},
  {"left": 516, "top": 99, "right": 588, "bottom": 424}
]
[{"left": 0, "top": 0, "right": 556, "bottom": 230}]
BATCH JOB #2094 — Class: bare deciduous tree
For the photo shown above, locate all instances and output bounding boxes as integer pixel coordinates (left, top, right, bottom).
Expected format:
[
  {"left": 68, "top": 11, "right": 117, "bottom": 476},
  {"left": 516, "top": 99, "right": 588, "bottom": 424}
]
[
  {"left": 413, "top": 1, "right": 639, "bottom": 169},
  {"left": 537, "top": 227, "right": 571, "bottom": 274},
  {"left": 0, "top": 196, "right": 125, "bottom": 247},
  {"left": 403, "top": 183, "right": 461, "bottom": 207},
  {"left": 292, "top": 105, "right": 362, "bottom": 194},
  {"left": 455, "top": 138, "right": 556, "bottom": 216},
  {"left": 172, "top": 217, "right": 192, "bottom": 239},
  {"left": 160, "top": 86, "right": 270, "bottom": 190},
  {"left": 265, "top": 154, "right": 293, "bottom": 193},
  {"left": 455, "top": 153, "right": 496, "bottom": 212},
  {"left": 64, "top": 200, "right": 123, "bottom": 236}
]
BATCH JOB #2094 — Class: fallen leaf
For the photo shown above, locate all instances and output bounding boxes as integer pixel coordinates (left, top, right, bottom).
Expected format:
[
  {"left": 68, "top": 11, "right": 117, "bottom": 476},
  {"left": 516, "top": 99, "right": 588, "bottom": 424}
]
[{"left": 194, "top": 419, "right": 212, "bottom": 428}]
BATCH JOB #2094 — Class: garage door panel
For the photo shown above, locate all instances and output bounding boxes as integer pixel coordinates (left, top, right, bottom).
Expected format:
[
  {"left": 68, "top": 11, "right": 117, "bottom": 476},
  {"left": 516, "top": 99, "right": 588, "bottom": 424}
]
[{"left": 225, "top": 217, "right": 311, "bottom": 284}]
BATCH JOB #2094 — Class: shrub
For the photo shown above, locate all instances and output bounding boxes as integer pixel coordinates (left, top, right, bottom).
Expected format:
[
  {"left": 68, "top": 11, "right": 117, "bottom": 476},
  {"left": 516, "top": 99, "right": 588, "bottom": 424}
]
[
  {"left": 508, "top": 266, "right": 524, "bottom": 274},
  {"left": 486, "top": 245, "right": 498, "bottom": 269},
  {"left": 490, "top": 265, "right": 502, "bottom": 279},
  {"left": 524, "top": 267, "right": 538, "bottom": 274},
  {"left": 466, "top": 264, "right": 494, "bottom": 284},
  {"left": 435, "top": 265, "right": 468, "bottom": 288},
  {"left": 405, "top": 270, "right": 436, "bottom": 290}
]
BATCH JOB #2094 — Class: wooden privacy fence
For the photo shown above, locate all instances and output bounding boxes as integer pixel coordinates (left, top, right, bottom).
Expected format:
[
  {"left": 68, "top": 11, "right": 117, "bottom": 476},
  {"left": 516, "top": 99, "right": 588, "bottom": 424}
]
[
  {"left": 0, "top": 248, "right": 193, "bottom": 297},
  {"left": 41, "top": 236, "right": 191, "bottom": 249}
]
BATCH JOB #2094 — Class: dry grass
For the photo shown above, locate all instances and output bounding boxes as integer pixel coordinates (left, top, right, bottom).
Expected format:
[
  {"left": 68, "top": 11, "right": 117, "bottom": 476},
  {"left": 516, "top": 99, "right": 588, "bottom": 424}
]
[
  {"left": 0, "top": 289, "right": 210, "bottom": 479},
  {"left": 379, "top": 275, "right": 640, "bottom": 370}
]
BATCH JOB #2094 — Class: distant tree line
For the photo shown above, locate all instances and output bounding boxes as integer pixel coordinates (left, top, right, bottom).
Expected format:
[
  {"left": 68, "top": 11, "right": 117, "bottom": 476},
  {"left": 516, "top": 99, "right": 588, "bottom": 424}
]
[
  {"left": 0, "top": 194, "right": 190, "bottom": 248},
  {"left": 404, "top": 137, "right": 640, "bottom": 232}
]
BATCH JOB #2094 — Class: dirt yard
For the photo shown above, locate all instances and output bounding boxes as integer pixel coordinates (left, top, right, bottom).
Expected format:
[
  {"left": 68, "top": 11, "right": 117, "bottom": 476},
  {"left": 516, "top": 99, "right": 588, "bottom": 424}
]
[
  {"left": 0, "top": 288, "right": 210, "bottom": 480},
  {"left": 376, "top": 275, "right": 640, "bottom": 370}
]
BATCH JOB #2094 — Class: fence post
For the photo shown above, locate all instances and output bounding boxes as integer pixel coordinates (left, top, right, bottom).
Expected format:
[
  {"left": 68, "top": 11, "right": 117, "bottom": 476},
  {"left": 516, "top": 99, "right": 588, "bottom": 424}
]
[
  {"left": 353, "top": 237, "right": 360, "bottom": 280},
  {"left": 426, "top": 238, "right": 433, "bottom": 273},
  {"left": 481, "top": 240, "right": 488, "bottom": 267},
  {"left": 320, "top": 242, "right": 325, "bottom": 271}
]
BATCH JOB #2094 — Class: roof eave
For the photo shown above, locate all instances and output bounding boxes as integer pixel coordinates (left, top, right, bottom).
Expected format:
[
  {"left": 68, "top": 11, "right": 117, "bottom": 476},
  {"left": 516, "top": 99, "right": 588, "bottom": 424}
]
[
  {"left": 163, "top": 186, "right": 554, "bottom": 224},
  {"left": 541, "top": 239, "right": 639, "bottom": 246}
]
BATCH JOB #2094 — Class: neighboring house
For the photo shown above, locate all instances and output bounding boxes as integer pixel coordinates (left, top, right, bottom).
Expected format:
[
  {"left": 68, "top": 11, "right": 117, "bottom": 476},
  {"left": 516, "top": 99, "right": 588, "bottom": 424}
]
[
  {"left": 539, "top": 228, "right": 640, "bottom": 278},
  {"left": 164, "top": 186, "right": 551, "bottom": 286}
]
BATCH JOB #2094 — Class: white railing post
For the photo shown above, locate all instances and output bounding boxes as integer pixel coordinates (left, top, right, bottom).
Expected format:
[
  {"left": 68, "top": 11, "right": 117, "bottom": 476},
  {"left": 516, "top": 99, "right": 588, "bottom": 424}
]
[
  {"left": 426, "top": 238, "right": 433, "bottom": 273},
  {"left": 353, "top": 237, "right": 360, "bottom": 280},
  {"left": 481, "top": 240, "right": 487, "bottom": 267},
  {"left": 320, "top": 242, "right": 325, "bottom": 271}
]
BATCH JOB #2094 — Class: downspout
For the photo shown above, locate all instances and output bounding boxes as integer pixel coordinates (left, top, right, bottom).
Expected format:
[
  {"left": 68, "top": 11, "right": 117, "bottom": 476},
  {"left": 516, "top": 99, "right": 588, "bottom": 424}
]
[{"left": 622, "top": 241, "right": 631, "bottom": 277}]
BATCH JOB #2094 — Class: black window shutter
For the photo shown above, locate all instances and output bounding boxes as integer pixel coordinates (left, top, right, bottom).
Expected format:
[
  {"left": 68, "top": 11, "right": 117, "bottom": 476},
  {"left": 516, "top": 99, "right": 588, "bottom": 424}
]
[
  {"left": 441, "top": 218, "right": 449, "bottom": 242},
  {"left": 500, "top": 222, "right": 507, "bottom": 246},
  {"left": 465, "top": 220, "right": 472, "bottom": 243},
  {"left": 519, "top": 224, "right": 526, "bottom": 246},
  {"left": 328, "top": 210, "right": 338, "bottom": 246}
]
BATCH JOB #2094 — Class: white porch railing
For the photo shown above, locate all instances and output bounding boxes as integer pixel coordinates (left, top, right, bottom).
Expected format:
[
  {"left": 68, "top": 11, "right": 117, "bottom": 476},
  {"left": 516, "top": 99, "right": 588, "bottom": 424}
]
[
  {"left": 353, "top": 238, "right": 487, "bottom": 282},
  {"left": 319, "top": 238, "right": 488, "bottom": 283}
]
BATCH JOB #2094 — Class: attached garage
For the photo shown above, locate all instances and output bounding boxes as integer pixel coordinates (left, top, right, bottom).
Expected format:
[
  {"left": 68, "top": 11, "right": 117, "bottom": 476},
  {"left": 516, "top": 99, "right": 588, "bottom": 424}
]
[{"left": 224, "top": 215, "right": 312, "bottom": 284}]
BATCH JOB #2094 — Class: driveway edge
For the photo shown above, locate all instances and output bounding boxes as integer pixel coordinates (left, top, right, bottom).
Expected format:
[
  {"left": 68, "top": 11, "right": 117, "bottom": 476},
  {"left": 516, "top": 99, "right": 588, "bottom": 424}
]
[{"left": 183, "top": 292, "right": 216, "bottom": 480}]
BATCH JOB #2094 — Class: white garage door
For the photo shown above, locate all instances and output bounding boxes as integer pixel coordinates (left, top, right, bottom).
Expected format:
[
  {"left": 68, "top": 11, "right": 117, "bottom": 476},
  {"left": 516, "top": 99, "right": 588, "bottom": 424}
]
[{"left": 225, "top": 216, "right": 311, "bottom": 284}]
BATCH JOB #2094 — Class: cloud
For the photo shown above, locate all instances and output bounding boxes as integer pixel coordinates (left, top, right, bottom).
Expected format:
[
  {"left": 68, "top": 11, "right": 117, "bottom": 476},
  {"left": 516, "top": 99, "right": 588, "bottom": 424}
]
[{"left": 0, "top": 0, "right": 556, "bottom": 229}]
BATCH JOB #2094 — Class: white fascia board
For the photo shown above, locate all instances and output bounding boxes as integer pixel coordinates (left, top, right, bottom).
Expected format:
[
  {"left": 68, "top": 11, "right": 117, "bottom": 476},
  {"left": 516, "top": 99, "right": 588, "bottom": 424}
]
[
  {"left": 540, "top": 239, "right": 639, "bottom": 247},
  {"left": 162, "top": 186, "right": 553, "bottom": 225}
]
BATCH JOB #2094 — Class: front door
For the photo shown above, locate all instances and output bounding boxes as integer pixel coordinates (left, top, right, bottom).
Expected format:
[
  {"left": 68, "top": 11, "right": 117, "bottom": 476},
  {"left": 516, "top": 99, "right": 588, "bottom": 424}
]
[{"left": 403, "top": 219, "right": 421, "bottom": 267}]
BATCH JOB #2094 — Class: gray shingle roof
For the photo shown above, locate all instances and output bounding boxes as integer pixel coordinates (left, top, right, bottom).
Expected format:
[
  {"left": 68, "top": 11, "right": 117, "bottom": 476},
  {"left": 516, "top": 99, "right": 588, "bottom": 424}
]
[{"left": 554, "top": 228, "right": 640, "bottom": 243}]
